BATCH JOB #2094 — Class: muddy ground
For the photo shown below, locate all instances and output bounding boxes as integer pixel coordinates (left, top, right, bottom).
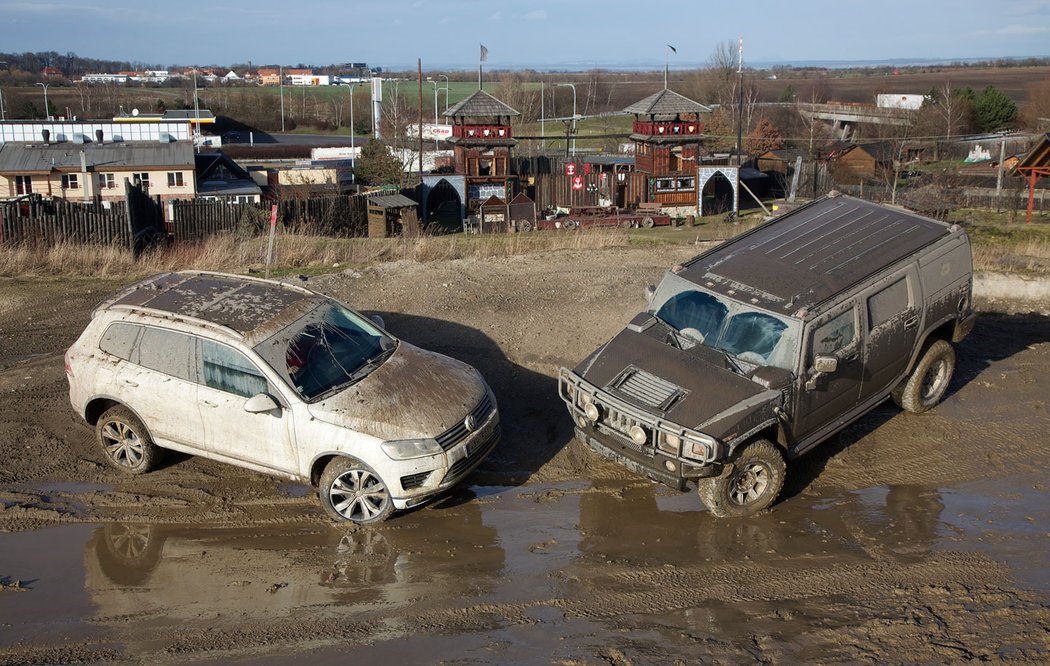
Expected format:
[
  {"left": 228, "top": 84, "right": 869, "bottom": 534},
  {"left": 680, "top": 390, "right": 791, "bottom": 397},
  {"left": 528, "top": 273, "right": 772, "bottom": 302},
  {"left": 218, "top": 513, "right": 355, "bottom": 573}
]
[{"left": 1, "top": 246, "right": 1049, "bottom": 664}]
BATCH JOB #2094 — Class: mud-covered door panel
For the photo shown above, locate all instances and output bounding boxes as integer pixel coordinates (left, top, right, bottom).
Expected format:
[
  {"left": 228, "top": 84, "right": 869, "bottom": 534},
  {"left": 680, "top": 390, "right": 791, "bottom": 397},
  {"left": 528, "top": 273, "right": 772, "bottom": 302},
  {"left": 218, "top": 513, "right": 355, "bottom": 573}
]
[
  {"left": 859, "top": 269, "right": 920, "bottom": 403},
  {"left": 195, "top": 339, "right": 297, "bottom": 474},
  {"left": 122, "top": 326, "right": 203, "bottom": 447},
  {"left": 793, "top": 303, "right": 863, "bottom": 440}
]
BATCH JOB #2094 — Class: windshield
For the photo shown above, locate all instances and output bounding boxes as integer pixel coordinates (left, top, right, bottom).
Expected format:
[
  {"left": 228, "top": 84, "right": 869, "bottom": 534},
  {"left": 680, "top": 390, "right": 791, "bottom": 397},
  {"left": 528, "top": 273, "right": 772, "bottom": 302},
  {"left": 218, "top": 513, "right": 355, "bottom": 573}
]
[
  {"left": 254, "top": 302, "right": 396, "bottom": 401},
  {"left": 649, "top": 273, "right": 800, "bottom": 371}
]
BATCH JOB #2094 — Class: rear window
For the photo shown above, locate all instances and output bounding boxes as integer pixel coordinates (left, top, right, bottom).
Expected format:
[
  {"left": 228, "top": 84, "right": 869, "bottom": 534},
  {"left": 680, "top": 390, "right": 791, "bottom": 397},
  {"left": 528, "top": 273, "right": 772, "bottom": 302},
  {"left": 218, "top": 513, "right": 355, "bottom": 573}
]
[{"left": 98, "top": 322, "right": 141, "bottom": 360}]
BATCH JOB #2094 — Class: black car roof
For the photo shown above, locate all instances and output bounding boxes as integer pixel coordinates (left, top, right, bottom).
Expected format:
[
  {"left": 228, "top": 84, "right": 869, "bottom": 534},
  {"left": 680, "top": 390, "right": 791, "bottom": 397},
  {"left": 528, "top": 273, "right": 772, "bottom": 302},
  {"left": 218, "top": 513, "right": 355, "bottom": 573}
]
[
  {"left": 678, "top": 195, "right": 955, "bottom": 315},
  {"left": 108, "top": 272, "right": 321, "bottom": 336}
]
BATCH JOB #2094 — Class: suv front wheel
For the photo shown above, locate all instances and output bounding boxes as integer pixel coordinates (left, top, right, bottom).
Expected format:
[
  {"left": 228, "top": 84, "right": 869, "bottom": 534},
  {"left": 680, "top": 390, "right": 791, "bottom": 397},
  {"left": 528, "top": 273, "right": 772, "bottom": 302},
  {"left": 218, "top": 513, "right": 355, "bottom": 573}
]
[
  {"left": 96, "top": 406, "right": 164, "bottom": 474},
  {"left": 319, "top": 457, "right": 395, "bottom": 524},
  {"left": 698, "top": 439, "right": 785, "bottom": 518},
  {"left": 892, "top": 339, "right": 956, "bottom": 414}
]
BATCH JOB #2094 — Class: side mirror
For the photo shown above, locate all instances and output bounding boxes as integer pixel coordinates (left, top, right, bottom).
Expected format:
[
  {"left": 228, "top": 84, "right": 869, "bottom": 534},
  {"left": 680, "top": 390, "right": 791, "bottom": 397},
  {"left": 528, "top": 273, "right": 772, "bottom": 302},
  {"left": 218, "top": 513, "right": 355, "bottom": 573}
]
[
  {"left": 369, "top": 314, "right": 386, "bottom": 329},
  {"left": 805, "top": 356, "right": 838, "bottom": 391},
  {"left": 644, "top": 284, "right": 656, "bottom": 303},
  {"left": 244, "top": 393, "right": 279, "bottom": 414},
  {"left": 813, "top": 356, "right": 838, "bottom": 374}
]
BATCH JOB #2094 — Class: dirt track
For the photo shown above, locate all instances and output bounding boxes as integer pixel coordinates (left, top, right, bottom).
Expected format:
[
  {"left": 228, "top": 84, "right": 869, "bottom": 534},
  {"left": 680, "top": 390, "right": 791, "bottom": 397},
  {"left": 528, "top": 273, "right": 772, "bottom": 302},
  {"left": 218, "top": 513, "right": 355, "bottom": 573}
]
[{"left": 1, "top": 247, "right": 1049, "bottom": 663}]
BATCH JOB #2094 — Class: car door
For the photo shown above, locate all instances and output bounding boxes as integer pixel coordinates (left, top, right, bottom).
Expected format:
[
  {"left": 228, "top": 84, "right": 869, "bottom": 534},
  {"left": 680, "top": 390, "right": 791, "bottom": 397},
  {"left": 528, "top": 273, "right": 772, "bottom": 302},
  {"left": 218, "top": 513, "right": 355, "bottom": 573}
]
[
  {"left": 792, "top": 301, "right": 864, "bottom": 446},
  {"left": 858, "top": 268, "right": 921, "bottom": 405},
  {"left": 119, "top": 326, "right": 204, "bottom": 448},
  {"left": 194, "top": 338, "right": 299, "bottom": 475}
]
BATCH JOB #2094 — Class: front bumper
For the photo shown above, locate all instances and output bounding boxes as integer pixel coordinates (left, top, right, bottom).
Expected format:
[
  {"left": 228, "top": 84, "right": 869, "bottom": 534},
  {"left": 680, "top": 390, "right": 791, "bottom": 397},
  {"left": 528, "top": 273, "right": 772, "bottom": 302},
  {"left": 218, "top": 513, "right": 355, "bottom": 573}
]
[
  {"left": 559, "top": 368, "right": 723, "bottom": 490},
  {"left": 390, "top": 413, "right": 501, "bottom": 510}
]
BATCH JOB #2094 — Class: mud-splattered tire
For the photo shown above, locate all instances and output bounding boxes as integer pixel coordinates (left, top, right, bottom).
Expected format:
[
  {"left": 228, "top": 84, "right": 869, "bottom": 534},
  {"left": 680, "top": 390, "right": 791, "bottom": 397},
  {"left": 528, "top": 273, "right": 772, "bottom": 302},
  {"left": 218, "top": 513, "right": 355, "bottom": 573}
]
[
  {"left": 698, "top": 439, "right": 785, "bottom": 518},
  {"left": 95, "top": 406, "right": 163, "bottom": 475},
  {"left": 893, "top": 339, "right": 955, "bottom": 414},
  {"left": 319, "top": 457, "right": 395, "bottom": 524}
]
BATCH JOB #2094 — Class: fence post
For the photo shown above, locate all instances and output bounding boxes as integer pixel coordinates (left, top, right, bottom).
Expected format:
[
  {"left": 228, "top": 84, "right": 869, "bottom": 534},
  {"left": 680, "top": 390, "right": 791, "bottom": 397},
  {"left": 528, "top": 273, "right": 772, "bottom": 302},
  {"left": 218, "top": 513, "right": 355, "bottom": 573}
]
[{"left": 264, "top": 204, "right": 278, "bottom": 279}]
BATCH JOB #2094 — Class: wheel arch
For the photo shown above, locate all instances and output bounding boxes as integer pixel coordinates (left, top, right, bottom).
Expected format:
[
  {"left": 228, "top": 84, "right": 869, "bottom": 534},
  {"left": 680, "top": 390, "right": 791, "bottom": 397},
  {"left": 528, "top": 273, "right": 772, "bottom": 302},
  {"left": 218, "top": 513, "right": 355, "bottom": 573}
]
[
  {"left": 310, "top": 452, "right": 358, "bottom": 487},
  {"left": 85, "top": 396, "right": 143, "bottom": 427},
  {"left": 725, "top": 419, "right": 788, "bottom": 458},
  {"left": 907, "top": 318, "right": 957, "bottom": 376}
]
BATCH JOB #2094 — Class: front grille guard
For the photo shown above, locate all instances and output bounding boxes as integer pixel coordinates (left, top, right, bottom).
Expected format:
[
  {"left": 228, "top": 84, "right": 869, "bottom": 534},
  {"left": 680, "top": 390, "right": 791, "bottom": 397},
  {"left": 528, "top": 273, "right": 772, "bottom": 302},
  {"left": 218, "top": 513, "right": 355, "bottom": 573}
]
[{"left": 558, "top": 367, "right": 722, "bottom": 464}]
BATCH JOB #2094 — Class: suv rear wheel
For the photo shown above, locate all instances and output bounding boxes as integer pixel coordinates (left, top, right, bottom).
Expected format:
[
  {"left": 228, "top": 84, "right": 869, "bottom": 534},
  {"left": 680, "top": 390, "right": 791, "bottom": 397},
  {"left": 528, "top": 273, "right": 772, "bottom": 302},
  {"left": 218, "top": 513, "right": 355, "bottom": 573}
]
[
  {"left": 319, "top": 457, "right": 394, "bottom": 524},
  {"left": 96, "top": 406, "right": 164, "bottom": 474},
  {"left": 698, "top": 439, "right": 785, "bottom": 518},
  {"left": 892, "top": 339, "right": 956, "bottom": 414}
]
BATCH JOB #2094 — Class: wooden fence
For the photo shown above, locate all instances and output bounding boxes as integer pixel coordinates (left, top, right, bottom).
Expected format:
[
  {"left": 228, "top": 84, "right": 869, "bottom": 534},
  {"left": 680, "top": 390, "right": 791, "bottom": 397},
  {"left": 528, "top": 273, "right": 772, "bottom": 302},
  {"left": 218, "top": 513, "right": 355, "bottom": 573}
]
[
  {"left": 169, "top": 195, "right": 372, "bottom": 241},
  {"left": 0, "top": 197, "right": 135, "bottom": 246}
]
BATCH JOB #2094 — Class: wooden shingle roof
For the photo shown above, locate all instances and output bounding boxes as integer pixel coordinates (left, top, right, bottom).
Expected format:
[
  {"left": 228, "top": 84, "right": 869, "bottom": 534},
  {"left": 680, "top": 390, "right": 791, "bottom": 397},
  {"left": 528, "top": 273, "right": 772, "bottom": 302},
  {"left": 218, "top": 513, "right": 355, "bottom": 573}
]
[
  {"left": 445, "top": 90, "right": 519, "bottom": 119},
  {"left": 623, "top": 89, "right": 711, "bottom": 116}
]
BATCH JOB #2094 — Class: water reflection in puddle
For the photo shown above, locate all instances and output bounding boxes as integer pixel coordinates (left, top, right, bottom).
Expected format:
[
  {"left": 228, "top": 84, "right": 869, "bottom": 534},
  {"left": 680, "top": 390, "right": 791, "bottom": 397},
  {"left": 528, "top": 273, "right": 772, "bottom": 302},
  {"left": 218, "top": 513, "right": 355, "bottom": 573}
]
[{"left": 0, "top": 478, "right": 1046, "bottom": 659}]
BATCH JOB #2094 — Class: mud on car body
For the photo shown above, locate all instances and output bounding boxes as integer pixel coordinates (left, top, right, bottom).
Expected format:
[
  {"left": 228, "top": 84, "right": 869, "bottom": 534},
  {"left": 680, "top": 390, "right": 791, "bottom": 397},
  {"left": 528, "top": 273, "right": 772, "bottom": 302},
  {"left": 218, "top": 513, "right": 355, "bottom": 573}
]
[
  {"left": 560, "top": 194, "right": 975, "bottom": 517},
  {"left": 65, "top": 271, "right": 499, "bottom": 524}
]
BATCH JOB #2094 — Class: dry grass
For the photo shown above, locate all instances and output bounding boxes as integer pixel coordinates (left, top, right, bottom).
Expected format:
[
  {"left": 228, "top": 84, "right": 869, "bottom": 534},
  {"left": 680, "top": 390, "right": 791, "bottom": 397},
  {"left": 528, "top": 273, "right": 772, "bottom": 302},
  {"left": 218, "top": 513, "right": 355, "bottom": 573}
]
[{"left": 0, "top": 229, "right": 635, "bottom": 279}]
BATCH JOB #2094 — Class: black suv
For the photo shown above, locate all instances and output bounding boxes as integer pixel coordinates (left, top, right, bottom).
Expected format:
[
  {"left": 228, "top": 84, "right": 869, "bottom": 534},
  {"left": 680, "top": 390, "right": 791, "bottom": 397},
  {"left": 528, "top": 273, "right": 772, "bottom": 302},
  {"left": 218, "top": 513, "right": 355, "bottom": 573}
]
[{"left": 560, "top": 194, "right": 975, "bottom": 517}]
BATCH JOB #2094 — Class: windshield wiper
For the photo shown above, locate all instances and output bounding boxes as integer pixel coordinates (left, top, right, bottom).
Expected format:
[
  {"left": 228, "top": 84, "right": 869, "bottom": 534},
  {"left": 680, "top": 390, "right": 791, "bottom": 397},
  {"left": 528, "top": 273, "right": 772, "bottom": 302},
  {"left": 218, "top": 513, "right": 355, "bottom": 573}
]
[{"left": 722, "top": 350, "right": 743, "bottom": 374}]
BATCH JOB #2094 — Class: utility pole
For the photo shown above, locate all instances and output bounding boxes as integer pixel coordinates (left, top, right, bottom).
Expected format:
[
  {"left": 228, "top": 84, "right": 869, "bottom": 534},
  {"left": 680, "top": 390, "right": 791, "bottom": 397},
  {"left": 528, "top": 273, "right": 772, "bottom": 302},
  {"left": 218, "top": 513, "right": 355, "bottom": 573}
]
[
  {"left": 736, "top": 36, "right": 744, "bottom": 166},
  {"left": 418, "top": 58, "right": 423, "bottom": 176},
  {"left": 557, "top": 83, "right": 577, "bottom": 157},
  {"left": 279, "top": 65, "right": 285, "bottom": 132}
]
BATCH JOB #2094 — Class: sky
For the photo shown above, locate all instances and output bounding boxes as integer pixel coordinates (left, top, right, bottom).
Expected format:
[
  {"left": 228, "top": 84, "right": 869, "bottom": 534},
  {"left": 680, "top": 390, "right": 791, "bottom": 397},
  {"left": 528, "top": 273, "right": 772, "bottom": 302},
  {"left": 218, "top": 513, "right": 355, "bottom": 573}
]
[{"left": 1, "top": 0, "right": 1049, "bottom": 70}]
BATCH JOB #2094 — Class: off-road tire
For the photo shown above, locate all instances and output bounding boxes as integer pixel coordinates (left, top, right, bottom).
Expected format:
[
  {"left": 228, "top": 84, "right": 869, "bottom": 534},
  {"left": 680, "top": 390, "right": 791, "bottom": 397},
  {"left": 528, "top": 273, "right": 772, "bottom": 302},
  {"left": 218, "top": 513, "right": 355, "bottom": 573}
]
[
  {"left": 95, "top": 406, "right": 163, "bottom": 475},
  {"left": 698, "top": 439, "right": 785, "bottom": 518},
  {"left": 319, "top": 457, "right": 395, "bottom": 524},
  {"left": 893, "top": 339, "right": 956, "bottom": 414}
]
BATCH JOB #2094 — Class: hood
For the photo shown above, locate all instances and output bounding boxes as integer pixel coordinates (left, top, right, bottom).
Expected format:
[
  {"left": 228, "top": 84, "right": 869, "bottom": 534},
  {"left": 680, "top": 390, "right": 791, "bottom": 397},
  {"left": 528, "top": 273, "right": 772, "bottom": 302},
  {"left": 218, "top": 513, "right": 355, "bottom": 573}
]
[
  {"left": 576, "top": 326, "right": 772, "bottom": 434},
  {"left": 307, "top": 342, "right": 487, "bottom": 441}
]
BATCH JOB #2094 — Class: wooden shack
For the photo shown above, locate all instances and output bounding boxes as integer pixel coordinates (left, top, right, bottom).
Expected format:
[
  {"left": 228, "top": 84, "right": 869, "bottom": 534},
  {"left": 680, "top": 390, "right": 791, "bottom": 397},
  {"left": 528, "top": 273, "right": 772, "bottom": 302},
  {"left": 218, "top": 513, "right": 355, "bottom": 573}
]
[{"left": 366, "top": 194, "right": 419, "bottom": 238}]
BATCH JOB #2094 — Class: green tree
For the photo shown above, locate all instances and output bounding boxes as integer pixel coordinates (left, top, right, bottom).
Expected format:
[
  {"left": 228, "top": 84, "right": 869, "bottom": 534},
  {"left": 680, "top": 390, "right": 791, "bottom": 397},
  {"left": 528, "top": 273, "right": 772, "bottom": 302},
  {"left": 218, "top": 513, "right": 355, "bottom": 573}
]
[
  {"left": 973, "top": 85, "right": 1018, "bottom": 132},
  {"left": 354, "top": 139, "right": 403, "bottom": 186},
  {"left": 777, "top": 84, "right": 796, "bottom": 103}
]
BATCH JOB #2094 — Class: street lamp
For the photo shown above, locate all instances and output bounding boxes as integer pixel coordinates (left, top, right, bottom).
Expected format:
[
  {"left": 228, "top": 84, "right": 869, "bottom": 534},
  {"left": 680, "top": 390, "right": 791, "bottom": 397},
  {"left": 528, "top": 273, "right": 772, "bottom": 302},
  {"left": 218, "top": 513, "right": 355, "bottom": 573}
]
[
  {"left": 36, "top": 82, "right": 50, "bottom": 120},
  {"left": 426, "top": 77, "right": 440, "bottom": 153},
  {"left": 557, "top": 83, "right": 577, "bottom": 157},
  {"left": 279, "top": 65, "right": 285, "bottom": 133},
  {"left": 438, "top": 74, "right": 449, "bottom": 113},
  {"left": 339, "top": 82, "right": 362, "bottom": 182},
  {"left": 0, "top": 61, "right": 7, "bottom": 121}
]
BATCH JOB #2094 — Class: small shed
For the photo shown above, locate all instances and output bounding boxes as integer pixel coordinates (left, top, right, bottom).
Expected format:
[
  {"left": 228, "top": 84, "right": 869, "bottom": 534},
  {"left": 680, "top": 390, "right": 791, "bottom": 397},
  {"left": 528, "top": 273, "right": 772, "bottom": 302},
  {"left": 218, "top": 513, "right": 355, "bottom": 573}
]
[
  {"left": 478, "top": 195, "right": 508, "bottom": 234},
  {"left": 367, "top": 193, "right": 419, "bottom": 238},
  {"left": 508, "top": 192, "right": 537, "bottom": 231},
  {"left": 1013, "top": 133, "right": 1050, "bottom": 224}
]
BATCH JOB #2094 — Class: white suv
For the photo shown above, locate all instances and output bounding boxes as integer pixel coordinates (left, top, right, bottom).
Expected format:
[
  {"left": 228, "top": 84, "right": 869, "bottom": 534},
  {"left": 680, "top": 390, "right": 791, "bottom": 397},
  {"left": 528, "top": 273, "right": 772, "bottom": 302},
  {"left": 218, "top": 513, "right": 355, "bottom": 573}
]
[{"left": 65, "top": 271, "right": 499, "bottom": 524}]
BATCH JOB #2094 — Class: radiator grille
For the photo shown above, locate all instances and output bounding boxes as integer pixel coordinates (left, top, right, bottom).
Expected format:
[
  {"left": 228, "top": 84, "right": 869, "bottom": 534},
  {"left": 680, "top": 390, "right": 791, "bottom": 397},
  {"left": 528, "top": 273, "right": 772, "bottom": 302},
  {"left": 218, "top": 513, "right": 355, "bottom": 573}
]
[
  {"left": 436, "top": 392, "right": 494, "bottom": 451},
  {"left": 610, "top": 367, "right": 685, "bottom": 411}
]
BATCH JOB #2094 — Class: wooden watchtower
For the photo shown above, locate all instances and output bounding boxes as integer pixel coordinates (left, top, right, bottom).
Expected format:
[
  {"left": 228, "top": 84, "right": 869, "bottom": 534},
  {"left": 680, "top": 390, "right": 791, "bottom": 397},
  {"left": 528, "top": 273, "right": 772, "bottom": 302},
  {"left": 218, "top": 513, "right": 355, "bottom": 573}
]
[
  {"left": 444, "top": 90, "right": 519, "bottom": 213},
  {"left": 624, "top": 89, "right": 711, "bottom": 213}
]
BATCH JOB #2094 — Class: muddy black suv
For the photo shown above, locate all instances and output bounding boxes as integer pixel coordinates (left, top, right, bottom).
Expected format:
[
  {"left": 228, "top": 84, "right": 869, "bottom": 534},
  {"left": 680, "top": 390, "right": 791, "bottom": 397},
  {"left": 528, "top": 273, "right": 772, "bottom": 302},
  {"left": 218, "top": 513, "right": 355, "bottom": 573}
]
[{"left": 560, "top": 194, "right": 975, "bottom": 517}]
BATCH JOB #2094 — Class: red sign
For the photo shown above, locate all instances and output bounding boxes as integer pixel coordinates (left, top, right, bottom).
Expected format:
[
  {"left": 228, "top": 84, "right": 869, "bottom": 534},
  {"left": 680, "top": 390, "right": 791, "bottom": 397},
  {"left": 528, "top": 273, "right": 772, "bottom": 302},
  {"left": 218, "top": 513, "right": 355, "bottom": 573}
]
[
  {"left": 582, "top": 163, "right": 591, "bottom": 176},
  {"left": 572, "top": 176, "right": 584, "bottom": 191},
  {"left": 565, "top": 163, "right": 577, "bottom": 177}
]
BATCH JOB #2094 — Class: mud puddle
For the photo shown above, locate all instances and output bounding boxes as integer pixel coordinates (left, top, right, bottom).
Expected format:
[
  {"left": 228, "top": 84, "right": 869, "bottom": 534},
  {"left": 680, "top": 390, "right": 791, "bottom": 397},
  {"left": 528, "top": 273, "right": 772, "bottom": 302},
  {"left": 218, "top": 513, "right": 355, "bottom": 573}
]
[{"left": 2, "top": 478, "right": 1048, "bottom": 663}]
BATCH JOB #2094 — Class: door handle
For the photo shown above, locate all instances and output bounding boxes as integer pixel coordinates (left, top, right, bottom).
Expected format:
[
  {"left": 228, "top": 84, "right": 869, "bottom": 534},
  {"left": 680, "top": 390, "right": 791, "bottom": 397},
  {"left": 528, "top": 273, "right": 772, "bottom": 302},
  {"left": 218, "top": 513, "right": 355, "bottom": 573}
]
[
  {"left": 202, "top": 400, "right": 218, "bottom": 408},
  {"left": 904, "top": 316, "right": 919, "bottom": 329},
  {"left": 120, "top": 379, "right": 139, "bottom": 387},
  {"left": 843, "top": 351, "right": 858, "bottom": 362}
]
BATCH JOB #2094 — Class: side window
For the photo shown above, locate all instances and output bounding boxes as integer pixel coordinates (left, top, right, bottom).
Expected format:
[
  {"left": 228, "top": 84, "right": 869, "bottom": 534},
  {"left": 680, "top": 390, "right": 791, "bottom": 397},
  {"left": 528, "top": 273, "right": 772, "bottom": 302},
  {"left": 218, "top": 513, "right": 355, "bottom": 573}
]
[
  {"left": 98, "top": 322, "right": 141, "bottom": 360},
  {"left": 811, "top": 308, "right": 856, "bottom": 358},
  {"left": 868, "top": 278, "right": 910, "bottom": 329},
  {"left": 135, "top": 327, "right": 197, "bottom": 381},
  {"left": 201, "top": 340, "right": 268, "bottom": 398}
]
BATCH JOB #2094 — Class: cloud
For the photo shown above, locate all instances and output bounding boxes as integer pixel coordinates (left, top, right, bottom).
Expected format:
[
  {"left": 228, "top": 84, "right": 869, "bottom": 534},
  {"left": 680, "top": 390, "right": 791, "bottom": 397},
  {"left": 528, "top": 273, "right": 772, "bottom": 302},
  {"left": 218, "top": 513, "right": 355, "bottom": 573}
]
[
  {"left": 975, "top": 23, "right": 1050, "bottom": 36},
  {"left": 488, "top": 10, "right": 502, "bottom": 21},
  {"left": 524, "top": 9, "right": 547, "bottom": 21}
]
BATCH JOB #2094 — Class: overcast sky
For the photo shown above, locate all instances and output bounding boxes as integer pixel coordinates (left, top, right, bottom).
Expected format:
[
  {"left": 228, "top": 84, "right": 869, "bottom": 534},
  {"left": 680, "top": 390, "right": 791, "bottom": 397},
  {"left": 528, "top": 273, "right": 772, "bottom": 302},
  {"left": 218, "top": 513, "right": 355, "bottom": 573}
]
[{"left": 2, "top": 0, "right": 1048, "bottom": 69}]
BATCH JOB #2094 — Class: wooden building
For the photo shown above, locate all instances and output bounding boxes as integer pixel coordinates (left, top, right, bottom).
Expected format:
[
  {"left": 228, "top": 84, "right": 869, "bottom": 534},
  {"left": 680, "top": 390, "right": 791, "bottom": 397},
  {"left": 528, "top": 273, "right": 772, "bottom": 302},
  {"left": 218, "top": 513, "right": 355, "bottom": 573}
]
[
  {"left": 366, "top": 193, "right": 419, "bottom": 238},
  {"left": 1013, "top": 133, "right": 1050, "bottom": 224},
  {"left": 624, "top": 89, "right": 711, "bottom": 214},
  {"left": 444, "top": 89, "right": 519, "bottom": 213}
]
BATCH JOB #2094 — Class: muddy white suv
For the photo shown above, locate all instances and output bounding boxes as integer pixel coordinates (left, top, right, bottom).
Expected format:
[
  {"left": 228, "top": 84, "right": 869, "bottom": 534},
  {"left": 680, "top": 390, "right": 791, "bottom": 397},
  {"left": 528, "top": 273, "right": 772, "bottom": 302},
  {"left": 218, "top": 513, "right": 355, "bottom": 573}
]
[
  {"left": 560, "top": 195, "right": 975, "bottom": 517},
  {"left": 65, "top": 271, "right": 499, "bottom": 524}
]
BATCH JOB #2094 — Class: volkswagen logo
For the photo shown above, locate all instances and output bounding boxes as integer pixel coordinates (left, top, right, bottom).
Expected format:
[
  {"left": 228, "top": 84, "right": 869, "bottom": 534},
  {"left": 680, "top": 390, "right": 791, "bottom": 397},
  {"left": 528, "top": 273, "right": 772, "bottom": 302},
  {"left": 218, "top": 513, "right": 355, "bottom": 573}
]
[{"left": 464, "top": 414, "right": 478, "bottom": 432}]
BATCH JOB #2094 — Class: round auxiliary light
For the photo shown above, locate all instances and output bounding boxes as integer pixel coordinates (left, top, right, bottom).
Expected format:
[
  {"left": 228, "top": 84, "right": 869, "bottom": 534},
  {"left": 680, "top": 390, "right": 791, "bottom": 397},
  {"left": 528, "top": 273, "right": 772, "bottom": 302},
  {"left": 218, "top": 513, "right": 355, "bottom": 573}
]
[
  {"left": 629, "top": 425, "right": 647, "bottom": 445},
  {"left": 664, "top": 460, "right": 677, "bottom": 473},
  {"left": 584, "top": 402, "right": 601, "bottom": 422},
  {"left": 575, "top": 415, "right": 589, "bottom": 429},
  {"left": 665, "top": 434, "right": 681, "bottom": 448}
]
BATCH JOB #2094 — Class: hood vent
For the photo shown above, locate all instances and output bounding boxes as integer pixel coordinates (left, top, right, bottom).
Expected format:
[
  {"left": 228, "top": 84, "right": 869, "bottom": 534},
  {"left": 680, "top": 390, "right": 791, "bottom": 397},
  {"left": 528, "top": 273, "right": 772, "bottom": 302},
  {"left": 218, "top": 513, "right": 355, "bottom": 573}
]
[{"left": 609, "top": 366, "right": 686, "bottom": 411}]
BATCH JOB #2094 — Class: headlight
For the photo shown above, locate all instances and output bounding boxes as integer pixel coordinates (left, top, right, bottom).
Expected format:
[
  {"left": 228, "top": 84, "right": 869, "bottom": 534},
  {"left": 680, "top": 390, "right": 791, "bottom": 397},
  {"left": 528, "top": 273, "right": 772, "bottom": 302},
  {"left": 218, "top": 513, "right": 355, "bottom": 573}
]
[
  {"left": 629, "top": 425, "right": 648, "bottom": 445},
  {"left": 584, "top": 402, "right": 601, "bottom": 422},
  {"left": 381, "top": 438, "right": 442, "bottom": 460},
  {"left": 657, "top": 433, "right": 681, "bottom": 454},
  {"left": 681, "top": 434, "right": 717, "bottom": 461}
]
